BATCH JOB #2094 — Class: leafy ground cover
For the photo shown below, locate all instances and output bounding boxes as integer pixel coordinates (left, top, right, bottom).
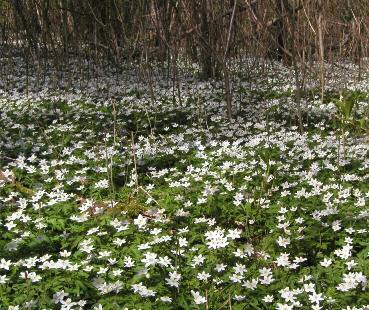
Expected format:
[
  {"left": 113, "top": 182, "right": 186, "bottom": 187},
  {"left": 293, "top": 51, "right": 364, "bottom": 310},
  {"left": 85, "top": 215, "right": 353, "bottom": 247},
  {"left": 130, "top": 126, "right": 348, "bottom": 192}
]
[{"left": 0, "top": 58, "right": 369, "bottom": 309}]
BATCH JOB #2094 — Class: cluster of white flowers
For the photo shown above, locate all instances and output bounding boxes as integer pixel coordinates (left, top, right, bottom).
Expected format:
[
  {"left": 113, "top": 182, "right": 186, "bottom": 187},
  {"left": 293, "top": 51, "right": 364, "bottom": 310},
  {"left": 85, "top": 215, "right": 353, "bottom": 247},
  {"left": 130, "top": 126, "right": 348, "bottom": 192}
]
[
  {"left": 204, "top": 228, "right": 229, "bottom": 249},
  {"left": 53, "top": 290, "right": 87, "bottom": 309},
  {"left": 0, "top": 57, "right": 368, "bottom": 309},
  {"left": 336, "top": 272, "right": 367, "bottom": 292},
  {"left": 132, "top": 282, "right": 156, "bottom": 297},
  {"left": 92, "top": 277, "right": 123, "bottom": 294}
]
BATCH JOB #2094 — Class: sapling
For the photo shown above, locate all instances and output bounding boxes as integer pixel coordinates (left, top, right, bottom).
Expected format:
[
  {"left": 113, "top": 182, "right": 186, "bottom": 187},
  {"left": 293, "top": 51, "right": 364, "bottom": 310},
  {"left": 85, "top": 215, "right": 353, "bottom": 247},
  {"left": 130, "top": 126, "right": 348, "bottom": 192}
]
[{"left": 334, "top": 90, "right": 357, "bottom": 160}]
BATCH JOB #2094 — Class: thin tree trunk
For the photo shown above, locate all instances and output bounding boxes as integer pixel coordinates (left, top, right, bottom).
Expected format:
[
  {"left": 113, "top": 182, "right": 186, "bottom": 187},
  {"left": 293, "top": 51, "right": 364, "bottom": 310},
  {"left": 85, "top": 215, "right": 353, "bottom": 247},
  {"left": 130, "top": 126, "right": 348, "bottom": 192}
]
[
  {"left": 223, "top": 0, "right": 238, "bottom": 119},
  {"left": 289, "top": 2, "right": 304, "bottom": 134},
  {"left": 317, "top": 0, "right": 325, "bottom": 103}
]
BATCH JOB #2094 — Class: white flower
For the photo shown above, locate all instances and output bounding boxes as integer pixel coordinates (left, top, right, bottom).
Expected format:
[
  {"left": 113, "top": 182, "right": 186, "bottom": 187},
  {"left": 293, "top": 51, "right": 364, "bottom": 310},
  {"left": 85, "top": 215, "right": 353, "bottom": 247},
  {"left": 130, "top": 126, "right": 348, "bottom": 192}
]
[
  {"left": 132, "top": 282, "right": 156, "bottom": 297},
  {"left": 98, "top": 250, "right": 111, "bottom": 258},
  {"left": 191, "top": 254, "right": 205, "bottom": 268},
  {"left": 346, "top": 260, "right": 357, "bottom": 270},
  {"left": 178, "top": 237, "right": 188, "bottom": 247},
  {"left": 59, "top": 250, "right": 71, "bottom": 257},
  {"left": 197, "top": 271, "right": 211, "bottom": 281},
  {"left": 336, "top": 272, "right": 367, "bottom": 292},
  {"left": 229, "top": 273, "right": 244, "bottom": 283},
  {"left": 277, "top": 236, "right": 291, "bottom": 248},
  {"left": 112, "top": 269, "right": 123, "bottom": 277},
  {"left": 259, "top": 267, "right": 272, "bottom": 277},
  {"left": 304, "top": 283, "right": 315, "bottom": 293},
  {"left": 204, "top": 228, "right": 229, "bottom": 249},
  {"left": 166, "top": 271, "right": 181, "bottom": 288},
  {"left": 77, "top": 300, "right": 87, "bottom": 307},
  {"left": 158, "top": 256, "right": 172, "bottom": 267},
  {"left": 134, "top": 214, "right": 147, "bottom": 229},
  {"left": 191, "top": 290, "right": 206, "bottom": 304},
  {"left": 332, "top": 220, "right": 341, "bottom": 231},
  {"left": 233, "top": 263, "right": 247, "bottom": 275},
  {"left": 215, "top": 263, "right": 227, "bottom": 272},
  {"left": 262, "top": 295, "right": 274, "bottom": 303},
  {"left": 227, "top": 228, "right": 241, "bottom": 239},
  {"left": 275, "top": 253, "right": 290, "bottom": 267},
  {"left": 94, "top": 179, "right": 109, "bottom": 189},
  {"left": 259, "top": 267, "right": 274, "bottom": 285},
  {"left": 279, "top": 287, "right": 297, "bottom": 303},
  {"left": 276, "top": 303, "right": 293, "bottom": 310},
  {"left": 97, "top": 267, "right": 108, "bottom": 275},
  {"left": 309, "top": 292, "right": 324, "bottom": 304},
  {"left": 5, "top": 221, "right": 16, "bottom": 231},
  {"left": 113, "top": 238, "right": 126, "bottom": 246},
  {"left": 0, "top": 275, "right": 8, "bottom": 284},
  {"left": 320, "top": 258, "right": 332, "bottom": 267},
  {"left": 79, "top": 238, "right": 94, "bottom": 254},
  {"left": 293, "top": 256, "right": 306, "bottom": 264},
  {"left": 0, "top": 258, "right": 11, "bottom": 270},
  {"left": 53, "top": 290, "right": 69, "bottom": 304},
  {"left": 160, "top": 296, "right": 172, "bottom": 302},
  {"left": 334, "top": 244, "right": 352, "bottom": 260},
  {"left": 124, "top": 256, "right": 135, "bottom": 268},
  {"left": 20, "top": 271, "right": 41, "bottom": 283},
  {"left": 141, "top": 252, "right": 158, "bottom": 268},
  {"left": 242, "top": 278, "right": 258, "bottom": 290}
]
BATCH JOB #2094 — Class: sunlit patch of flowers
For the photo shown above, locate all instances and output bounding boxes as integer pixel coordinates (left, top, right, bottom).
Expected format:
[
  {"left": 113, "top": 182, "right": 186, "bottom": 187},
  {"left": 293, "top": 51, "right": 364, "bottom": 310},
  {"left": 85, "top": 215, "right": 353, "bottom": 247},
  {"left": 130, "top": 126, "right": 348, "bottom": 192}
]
[{"left": 0, "top": 58, "right": 368, "bottom": 309}]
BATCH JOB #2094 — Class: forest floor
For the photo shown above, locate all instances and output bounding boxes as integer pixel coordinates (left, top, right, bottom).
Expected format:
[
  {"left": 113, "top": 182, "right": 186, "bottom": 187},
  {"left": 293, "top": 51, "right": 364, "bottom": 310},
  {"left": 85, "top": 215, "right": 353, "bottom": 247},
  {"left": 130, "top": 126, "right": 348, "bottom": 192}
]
[{"left": 0, "top": 58, "right": 369, "bottom": 309}]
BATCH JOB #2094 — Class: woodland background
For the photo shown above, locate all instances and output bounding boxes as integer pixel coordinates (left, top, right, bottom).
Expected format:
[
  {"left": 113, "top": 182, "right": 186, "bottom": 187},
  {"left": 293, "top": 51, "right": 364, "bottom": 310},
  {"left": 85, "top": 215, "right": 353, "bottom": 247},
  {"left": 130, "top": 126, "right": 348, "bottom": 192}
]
[{"left": 1, "top": 0, "right": 369, "bottom": 118}]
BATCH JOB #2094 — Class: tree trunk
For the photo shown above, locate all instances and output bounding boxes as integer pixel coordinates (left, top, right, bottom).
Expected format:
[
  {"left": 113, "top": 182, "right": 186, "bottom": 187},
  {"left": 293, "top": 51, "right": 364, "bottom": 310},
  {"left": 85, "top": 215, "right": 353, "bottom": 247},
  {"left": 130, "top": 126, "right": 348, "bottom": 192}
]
[{"left": 317, "top": 0, "right": 325, "bottom": 103}]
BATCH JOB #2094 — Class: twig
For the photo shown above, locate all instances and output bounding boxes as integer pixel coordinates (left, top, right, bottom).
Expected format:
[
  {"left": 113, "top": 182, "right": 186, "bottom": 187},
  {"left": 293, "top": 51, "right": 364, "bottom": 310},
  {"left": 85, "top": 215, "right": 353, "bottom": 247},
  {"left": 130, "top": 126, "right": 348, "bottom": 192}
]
[
  {"left": 110, "top": 99, "right": 117, "bottom": 201},
  {"left": 205, "top": 288, "right": 209, "bottom": 310},
  {"left": 139, "top": 186, "right": 159, "bottom": 205},
  {"left": 131, "top": 131, "right": 139, "bottom": 191}
]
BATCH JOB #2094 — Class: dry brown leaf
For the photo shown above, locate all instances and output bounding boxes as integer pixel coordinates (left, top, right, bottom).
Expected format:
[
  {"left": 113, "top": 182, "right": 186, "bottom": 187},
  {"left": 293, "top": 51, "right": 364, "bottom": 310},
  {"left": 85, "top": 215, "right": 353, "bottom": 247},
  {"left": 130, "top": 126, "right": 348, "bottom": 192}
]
[{"left": 0, "top": 169, "right": 14, "bottom": 183}]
